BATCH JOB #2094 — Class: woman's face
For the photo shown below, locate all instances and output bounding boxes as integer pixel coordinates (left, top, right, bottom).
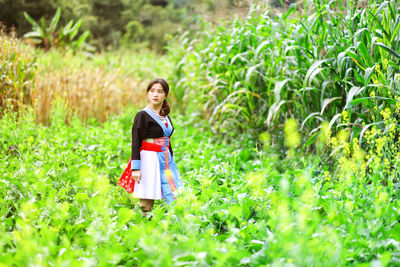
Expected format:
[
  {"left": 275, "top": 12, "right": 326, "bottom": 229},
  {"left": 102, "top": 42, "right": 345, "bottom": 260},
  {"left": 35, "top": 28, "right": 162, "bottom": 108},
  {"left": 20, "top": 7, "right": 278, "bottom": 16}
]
[{"left": 147, "top": 83, "right": 166, "bottom": 106}]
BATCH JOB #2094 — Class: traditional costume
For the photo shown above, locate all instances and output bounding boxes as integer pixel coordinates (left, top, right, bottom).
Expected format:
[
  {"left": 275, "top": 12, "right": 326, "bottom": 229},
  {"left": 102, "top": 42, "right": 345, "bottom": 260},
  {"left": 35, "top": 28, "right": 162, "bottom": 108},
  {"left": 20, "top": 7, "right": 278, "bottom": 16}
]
[{"left": 118, "top": 107, "right": 182, "bottom": 203}]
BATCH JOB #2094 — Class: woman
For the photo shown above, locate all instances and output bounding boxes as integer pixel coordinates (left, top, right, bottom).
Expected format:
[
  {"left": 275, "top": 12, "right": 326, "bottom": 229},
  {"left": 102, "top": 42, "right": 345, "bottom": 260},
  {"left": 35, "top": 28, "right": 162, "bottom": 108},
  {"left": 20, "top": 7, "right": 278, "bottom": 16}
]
[{"left": 118, "top": 78, "right": 182, "bottom": 214}]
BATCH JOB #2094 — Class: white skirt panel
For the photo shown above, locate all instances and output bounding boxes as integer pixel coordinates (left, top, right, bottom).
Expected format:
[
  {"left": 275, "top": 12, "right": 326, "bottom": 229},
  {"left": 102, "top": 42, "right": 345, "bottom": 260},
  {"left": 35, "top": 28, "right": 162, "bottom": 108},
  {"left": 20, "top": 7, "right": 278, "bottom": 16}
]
[{"left": 132, "top": 150, "right": 165, "bottom": 200}]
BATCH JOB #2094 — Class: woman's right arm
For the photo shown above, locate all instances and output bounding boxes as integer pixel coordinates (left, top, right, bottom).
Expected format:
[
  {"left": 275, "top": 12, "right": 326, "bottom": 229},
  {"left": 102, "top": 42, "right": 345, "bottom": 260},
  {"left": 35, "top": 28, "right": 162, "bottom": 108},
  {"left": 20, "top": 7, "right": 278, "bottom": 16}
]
[{"left": 131, "top": 112, "right": 145, "bottom": 183}]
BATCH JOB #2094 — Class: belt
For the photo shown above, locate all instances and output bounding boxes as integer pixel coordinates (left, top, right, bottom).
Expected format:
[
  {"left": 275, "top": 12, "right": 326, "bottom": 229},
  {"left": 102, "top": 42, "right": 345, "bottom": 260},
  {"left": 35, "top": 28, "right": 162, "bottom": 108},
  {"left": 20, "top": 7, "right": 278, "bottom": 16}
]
[{"left": 142, "top": 137, "right": 170, "bottom": 148}]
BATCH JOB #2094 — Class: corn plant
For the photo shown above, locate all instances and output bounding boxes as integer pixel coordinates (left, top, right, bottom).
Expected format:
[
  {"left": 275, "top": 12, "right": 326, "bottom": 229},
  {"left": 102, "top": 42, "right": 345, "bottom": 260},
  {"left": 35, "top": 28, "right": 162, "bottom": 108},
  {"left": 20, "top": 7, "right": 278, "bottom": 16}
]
[
  {"left": 170, "top": 0, "right": 400, "bottom": 155},
  {"left": 0, "top": 27, "right": 37, "bottom": 112}
]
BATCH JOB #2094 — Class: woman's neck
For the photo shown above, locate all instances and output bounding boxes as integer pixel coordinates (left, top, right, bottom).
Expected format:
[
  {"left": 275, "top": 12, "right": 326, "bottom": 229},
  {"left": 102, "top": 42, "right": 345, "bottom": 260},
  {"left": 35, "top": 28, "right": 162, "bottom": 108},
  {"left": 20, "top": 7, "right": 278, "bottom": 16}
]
[{"left": 148, "top": 103, "right": 162, "bottom": 115}]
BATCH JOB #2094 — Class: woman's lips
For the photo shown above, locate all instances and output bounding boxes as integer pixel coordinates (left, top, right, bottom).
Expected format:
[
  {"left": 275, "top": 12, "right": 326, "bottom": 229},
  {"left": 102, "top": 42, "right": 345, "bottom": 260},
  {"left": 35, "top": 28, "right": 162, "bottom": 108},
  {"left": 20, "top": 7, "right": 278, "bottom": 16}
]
[{"left": 152, "top": 98, "right": 158, "bottom": 101}]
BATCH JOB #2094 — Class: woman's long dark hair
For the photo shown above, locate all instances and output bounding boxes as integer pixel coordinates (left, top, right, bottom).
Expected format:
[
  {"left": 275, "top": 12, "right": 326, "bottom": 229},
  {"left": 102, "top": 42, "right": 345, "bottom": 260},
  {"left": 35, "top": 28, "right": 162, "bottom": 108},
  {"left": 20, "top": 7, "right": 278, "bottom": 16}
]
[{"left": 146, "top": 78, "right": 170, "bottom": 116}]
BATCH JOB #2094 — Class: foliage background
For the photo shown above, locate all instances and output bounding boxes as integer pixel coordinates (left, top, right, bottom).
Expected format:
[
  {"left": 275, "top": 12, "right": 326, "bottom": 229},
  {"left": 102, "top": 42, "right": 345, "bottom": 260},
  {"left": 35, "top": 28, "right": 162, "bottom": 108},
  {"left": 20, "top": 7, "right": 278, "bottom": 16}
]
[
  {"left": 1, "top": 0, "right": 400, "bottom": 265},
  {"left": 0, "top": 0, "right": 250, "bottom": 51}
]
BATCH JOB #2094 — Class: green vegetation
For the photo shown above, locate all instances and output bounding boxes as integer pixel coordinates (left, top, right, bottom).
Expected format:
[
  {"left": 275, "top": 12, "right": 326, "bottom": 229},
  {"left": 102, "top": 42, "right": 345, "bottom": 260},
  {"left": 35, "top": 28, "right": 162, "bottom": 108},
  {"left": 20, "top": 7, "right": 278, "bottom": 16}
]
[
  {"left": 0, "top": 0, "right": 250, "bottom": 51},
  {"left": 0, "top": 28, "right": 172, "bottom": 124},
  {"left": 169, "top": 0, "right": 400, "bottom": 183},
  {"left": 171, "top": 0, "right": 400, "bottom": 144},
  {"left": 1, "top": 0, "right": 400, "bottom": 265},
  {"left": 1, "top": 103, "right": 399, "bottom": 265},
  {"left": 23, "top": 7, "right": 91, "bottom": 52}
]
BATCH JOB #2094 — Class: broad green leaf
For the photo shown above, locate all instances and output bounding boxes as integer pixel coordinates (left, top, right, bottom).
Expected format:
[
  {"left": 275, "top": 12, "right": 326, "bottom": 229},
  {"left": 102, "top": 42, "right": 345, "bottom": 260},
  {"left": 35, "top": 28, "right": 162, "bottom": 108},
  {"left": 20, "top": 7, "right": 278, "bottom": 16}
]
[
  {"left": 364, "top": 66, "right": 375, "bottom": 85},
  {"left": 337, "top": 51, "right": 347, "bottom": 71},
  {"left": 255, "top": 40, "right": 270, "bottom": 57},
  {"left": 61, "top": 20, "right": 74, "bottom": 38},
  {"left": 346, "top": 49, "right": 365, "bottom": 70},
  {"left": 117, "top": 207, "right": 134, "bottom": 225},
  {"left": 273, "top": 79, "right": 289, "bottom": 103},
  {"left": 346, "top": 97, "right": 372, "bottom": 108},
  {"left": 390, "top": 15, "right": 400, "bottom": 43},
  {"left": 301, "top": 112, "right": 323, "bottom": 131},
  {"left": 229, "top": 205, "right": 242, "bottom": 220},
  {"left": 266, "top": 100, "right": 288, "bottom": 127},
  {"left": 357, "top": 42, "right": 373, "bottom": 67},
  {"left": 69, "top": 19, "right": 83, "bottom": 41},
  {"left": 328, "top": 113, "right": 341, "bottom": 130},
  {"left": 245, "top": 63, "right": 262, "bottom": 86},
  {"left": 303, "top": 60, "right": 328, "bottom": 87},
  {"left": 345, "top": 86, "right": 361, "bottom": 109},
  {"left": 302, "top": 131, "right": 321, "bottom": 149},
  {"left": 354, "top": 69, "right": 365, "bottom": 84},
  {"left": 49, "top": 7, "right": 61, "bottom": 33},
  {"left": 23, "top": 12, "right": 40, "bottom": 30},
  {"left": 308, "top": 67, "right": 325, "bottom": 86},
  {"left": 375, "top": 42, "right": 400, "bottom": 59},
  {"left": 368, "top": 8, "right": 390, "bottom": 39},
  {"left": 74, "top": 31, "right": 90, "bottom": 49},
  {"left": 321, "top": 97, "right": 341, "bottom": 115}
]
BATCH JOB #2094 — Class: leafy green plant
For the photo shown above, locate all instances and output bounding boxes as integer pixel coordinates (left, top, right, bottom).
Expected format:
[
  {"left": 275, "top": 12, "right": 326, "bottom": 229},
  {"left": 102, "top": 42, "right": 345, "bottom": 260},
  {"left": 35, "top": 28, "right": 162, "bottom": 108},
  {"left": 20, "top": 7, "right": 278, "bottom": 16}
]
[
  {"left": 169, "top": 0, "right": 400, "bottom": 153},
  {"left": 23, "top": 7, "right": 91, "bottom": 51},
  {"left": 0, "top": 100, "right": 399, "bottom": 265},
  {"left": 1, "top": 1, "right": 400, "bottom": 265}
]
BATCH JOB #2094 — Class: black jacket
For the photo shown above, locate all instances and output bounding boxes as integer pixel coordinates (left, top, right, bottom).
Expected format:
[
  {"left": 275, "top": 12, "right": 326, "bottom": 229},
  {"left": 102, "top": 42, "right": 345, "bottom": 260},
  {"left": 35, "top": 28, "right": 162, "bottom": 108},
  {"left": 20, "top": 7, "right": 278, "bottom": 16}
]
[{"left": 131, "top": 110, "right": 174, "bottom": 170}]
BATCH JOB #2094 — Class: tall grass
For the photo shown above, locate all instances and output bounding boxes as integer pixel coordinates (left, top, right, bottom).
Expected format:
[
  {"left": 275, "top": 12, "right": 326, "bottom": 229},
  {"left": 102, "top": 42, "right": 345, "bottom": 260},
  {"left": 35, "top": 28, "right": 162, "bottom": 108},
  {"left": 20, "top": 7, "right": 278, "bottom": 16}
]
[
  {"left": 170, "top": 0, "right": 400, "bottom": 151},
  {"left": 34, "top": 64, "right": 146, "bottom": 124},
  {"left": 1, "top": 29, "right": 173, "bottom": 124}
]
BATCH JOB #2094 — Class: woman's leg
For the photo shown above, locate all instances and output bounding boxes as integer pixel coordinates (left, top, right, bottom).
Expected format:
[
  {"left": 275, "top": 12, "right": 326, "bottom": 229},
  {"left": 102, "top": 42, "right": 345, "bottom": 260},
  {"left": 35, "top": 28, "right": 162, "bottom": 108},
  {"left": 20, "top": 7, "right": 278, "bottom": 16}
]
[{"left": 140, "top": 199, "right": 154, "bottom": 215}]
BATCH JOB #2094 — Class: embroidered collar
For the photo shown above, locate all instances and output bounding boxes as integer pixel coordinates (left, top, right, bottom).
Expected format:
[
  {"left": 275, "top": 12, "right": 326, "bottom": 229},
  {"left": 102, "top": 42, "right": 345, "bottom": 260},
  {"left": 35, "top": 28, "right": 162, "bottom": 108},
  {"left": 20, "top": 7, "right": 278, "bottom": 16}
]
[{"left": 144, "top": 107, "right": 173, "bottom": 136}]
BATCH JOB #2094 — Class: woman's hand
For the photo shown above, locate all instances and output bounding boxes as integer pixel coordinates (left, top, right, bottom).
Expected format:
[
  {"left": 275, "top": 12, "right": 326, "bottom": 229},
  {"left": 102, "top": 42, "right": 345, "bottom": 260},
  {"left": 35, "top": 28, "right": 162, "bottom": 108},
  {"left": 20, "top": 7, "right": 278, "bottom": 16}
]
[{"left": 132, "top": 170, "right": 142, "bottom": 184}]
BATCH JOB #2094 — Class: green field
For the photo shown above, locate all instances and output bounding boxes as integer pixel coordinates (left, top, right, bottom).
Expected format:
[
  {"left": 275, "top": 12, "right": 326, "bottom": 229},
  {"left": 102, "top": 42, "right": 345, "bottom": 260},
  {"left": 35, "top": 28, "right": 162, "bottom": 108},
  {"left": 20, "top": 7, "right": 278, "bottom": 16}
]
[
  {"left": 1, "top": 103, "right": 398, "bottom": 266},
  {"left": 1, "top": 0, "right": 400, "bottom": 266}
]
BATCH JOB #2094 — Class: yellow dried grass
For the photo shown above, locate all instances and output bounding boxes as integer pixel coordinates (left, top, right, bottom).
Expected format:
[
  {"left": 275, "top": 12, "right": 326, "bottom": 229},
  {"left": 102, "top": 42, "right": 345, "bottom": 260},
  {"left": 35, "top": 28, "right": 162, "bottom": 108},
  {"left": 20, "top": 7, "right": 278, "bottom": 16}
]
[
  {"left": 33, "top": 67, "right": 147, "bottom": 124},
  {"left": 1, "top": 26, "right": 148, "bottom": 124}
]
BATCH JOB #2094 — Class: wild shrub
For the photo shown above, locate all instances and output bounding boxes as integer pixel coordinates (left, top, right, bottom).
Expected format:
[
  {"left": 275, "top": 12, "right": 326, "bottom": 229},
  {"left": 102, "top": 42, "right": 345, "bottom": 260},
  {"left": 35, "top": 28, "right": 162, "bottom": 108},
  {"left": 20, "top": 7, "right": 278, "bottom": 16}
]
[{"left": 23, "top": 7, "right": 91, "bottom": 52}]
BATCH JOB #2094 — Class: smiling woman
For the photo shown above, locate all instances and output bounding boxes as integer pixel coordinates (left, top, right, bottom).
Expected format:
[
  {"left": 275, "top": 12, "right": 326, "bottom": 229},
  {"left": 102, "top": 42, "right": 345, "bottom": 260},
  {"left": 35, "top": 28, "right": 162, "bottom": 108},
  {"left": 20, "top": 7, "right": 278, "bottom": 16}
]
[{"left": 118, "top": 78, "right": 183, "bottom": 215}]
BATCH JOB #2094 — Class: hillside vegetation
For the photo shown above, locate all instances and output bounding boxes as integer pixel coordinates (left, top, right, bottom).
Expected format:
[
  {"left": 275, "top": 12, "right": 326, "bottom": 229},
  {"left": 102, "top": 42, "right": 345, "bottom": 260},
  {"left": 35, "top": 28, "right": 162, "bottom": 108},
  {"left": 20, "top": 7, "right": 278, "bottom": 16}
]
[
  {"left": 1, "top": 0, "right": 400, "bottom": 265},
  {"left": 0, "top": 0, "right": 250, "bottom": 51}
]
